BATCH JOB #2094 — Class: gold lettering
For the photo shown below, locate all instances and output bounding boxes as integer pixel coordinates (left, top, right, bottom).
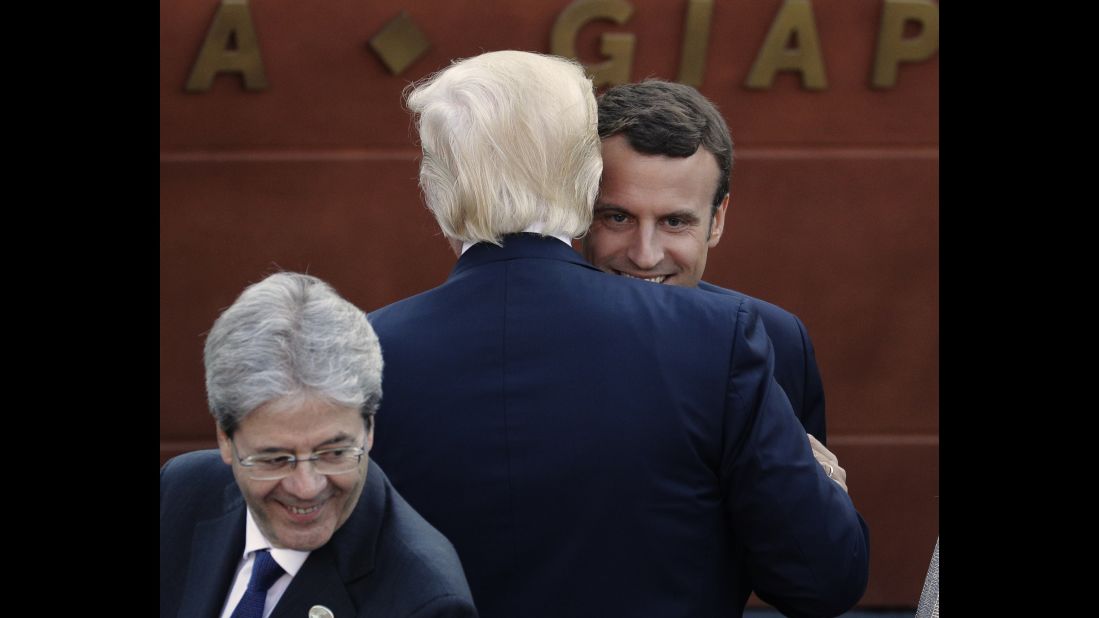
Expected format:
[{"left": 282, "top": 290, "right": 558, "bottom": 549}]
[
  {"left": 551, "top": 0, "right": 635, "bottom": 88},
  {"left": 185, "top": 0, "right": 268, "bottom": 93},
  {"left": 676, "top": 0, "right": 715, "bottom": 87},
  {"left": 745, "top": 0, "right": 828, "bottom": 91},
  {"left": 871, "top": 0, "right": 939, "bottom": 88}
]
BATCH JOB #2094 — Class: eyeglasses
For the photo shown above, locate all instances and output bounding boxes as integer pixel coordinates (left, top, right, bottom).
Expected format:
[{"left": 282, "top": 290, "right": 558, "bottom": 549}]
[{"left": 230, "top": 439, "right": 367, "bottom": 481}]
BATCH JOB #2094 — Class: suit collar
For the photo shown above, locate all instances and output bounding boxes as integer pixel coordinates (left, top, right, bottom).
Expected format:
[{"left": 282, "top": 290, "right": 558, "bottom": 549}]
[
  {"left": 450, "top": 233, "right": 598, "bottom": 279},
  {"left": 177, "top": 481, "right": 247, "bottom": 618}
]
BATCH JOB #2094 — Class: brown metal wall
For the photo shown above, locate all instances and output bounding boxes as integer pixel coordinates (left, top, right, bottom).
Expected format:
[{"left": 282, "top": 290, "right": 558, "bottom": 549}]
[{"left": 161, "top": 0, "right": 938, "bottom": 608}]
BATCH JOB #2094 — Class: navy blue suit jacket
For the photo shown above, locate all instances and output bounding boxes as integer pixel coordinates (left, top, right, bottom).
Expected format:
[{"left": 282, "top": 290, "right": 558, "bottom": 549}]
[
  {"left": 368, "top": 234, "right": 868, "bottom": 618},
  {"left": 698, "top": 281, "right": 827, "bottom": 443},
  {"left": 160, "top": 450, "right": 477, "bottom": 618}
]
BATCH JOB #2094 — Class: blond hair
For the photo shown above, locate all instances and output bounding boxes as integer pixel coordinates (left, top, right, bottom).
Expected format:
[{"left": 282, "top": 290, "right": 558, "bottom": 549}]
[{"left": 406, "top": 50, "right": 602, "bottom": 245}]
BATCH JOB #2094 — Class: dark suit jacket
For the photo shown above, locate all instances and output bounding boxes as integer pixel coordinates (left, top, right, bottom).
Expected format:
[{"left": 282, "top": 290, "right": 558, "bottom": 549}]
[
  {"left": 160, "top": 450, "right": 477, "bottom": 618},
  {"left": 368, "top": 234, "right": 869, "bottom": 618},
  {"left": 698, "top": 281, "right": 827, "bottom": 443}
]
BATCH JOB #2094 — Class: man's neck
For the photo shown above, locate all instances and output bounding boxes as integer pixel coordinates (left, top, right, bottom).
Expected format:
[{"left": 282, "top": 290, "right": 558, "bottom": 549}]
[{"left": 458, "top": 224, "right": 572, "bottom": 255}]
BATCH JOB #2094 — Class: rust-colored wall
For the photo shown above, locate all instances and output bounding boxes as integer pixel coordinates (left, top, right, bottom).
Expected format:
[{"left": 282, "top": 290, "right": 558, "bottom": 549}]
[{"left": 161, "top": 0, "right": 938, "bottom": 609}]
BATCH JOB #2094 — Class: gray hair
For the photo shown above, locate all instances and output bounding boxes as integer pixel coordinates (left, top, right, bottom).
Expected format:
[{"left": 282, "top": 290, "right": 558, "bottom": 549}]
[
  {"left": 204, "top": 272, "right": 383, "bottom": 436},
  {"left": 406, "top": 50, "right": 603, "bottom": 246}
]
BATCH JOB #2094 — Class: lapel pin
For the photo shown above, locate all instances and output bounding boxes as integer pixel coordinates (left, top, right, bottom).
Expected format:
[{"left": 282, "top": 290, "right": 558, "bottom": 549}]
[{"left": 308, "top": 605, "right": 334, "bottom": 618}]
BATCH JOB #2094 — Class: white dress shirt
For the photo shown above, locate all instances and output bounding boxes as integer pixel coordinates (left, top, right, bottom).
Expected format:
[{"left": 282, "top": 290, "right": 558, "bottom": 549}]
[
  {"left": 459, "top": 223, "right": 573, "bottom": 255},
  {"left": 218, "top": 509, "right": 311, "bottom": 618}
]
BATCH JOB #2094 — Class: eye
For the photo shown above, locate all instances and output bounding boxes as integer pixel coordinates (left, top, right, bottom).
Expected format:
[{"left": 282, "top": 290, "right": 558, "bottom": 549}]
[
  {"left": 317, "top": 448, "right": 352, "bottom": 462},
  {"left": 666, "top": 217, "right": 684, "bottom": 228},
  {"left": 253, "top": 455, "right": 293, "bottom": 469},
  {"left": 601, "top": 212, "right": 631, "bottom": 226}
]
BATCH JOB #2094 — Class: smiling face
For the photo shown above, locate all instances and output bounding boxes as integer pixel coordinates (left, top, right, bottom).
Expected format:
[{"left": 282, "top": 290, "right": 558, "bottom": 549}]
[
  {"left": 583, "top": 134, "right": 728, "bottom": 288},
  {"left": 217, "top": 396, "right": 373, "bottom": 551}
]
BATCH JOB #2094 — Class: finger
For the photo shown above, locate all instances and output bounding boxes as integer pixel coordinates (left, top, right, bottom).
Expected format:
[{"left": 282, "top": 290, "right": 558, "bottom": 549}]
[
  {"left": 828, "top": 462, "right": 849, "bottom": 492},
  {"left": 807, "top": 434, "right": 837, "bottom": 464},
  {"left": 832, "top": 465, "right": 847, "bottom": 484},
  {"left": 807, "top": 435, "right": 826, "bottom": 460},
  {"left": 807, "top": 434, "right": 823, "bottom": 452}
]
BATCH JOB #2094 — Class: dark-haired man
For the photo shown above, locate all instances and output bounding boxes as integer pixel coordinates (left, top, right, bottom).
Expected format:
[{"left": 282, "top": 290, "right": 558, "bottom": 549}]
[{"left": 586, "top": 79, "right": 828, "bottom": 445}]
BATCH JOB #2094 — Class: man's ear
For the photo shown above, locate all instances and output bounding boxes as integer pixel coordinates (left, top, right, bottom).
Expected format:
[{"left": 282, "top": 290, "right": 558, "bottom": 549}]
[
  {"left": 707, "top": 194, "right": 730, "bottom": 248},
  {"left": 217, "top": 425, "right": 233, "bottom": 465}
]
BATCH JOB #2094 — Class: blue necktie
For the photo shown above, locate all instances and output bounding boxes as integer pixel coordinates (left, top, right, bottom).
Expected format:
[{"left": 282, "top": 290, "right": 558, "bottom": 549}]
[{"left": 230, "top": 549, "right": 285, "bottom": 618}]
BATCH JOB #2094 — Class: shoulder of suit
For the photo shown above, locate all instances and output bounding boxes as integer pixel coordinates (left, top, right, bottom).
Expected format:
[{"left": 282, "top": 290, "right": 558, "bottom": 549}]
[
  {"left": 698, "top": 280, "right": 804, "bottom": 330},
  {"left": 161, "top": 449, "right": 228, "bottom": 479},
  {"left": 372, "top": 467, "right": 472, "bottom": 598},
  {"left": 161, "top": 449, "right": 237, "bottom": 511},
  {"left": 368, "top": 288, "right": 433, "bottom": 326}
]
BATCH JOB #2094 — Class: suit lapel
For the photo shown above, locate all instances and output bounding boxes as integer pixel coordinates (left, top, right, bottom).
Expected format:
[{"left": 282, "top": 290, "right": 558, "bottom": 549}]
[
  {"left": 269, "top": 543, "right": 358, "bottom": 618},
  {"left": 177, "top": 483, "right": 246, "bottom": 618}
]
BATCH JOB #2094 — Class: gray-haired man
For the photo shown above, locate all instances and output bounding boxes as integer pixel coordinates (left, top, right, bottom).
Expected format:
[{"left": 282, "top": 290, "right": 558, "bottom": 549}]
[{"left": 160, "top": 272, "right": 477, "bottom": 618}]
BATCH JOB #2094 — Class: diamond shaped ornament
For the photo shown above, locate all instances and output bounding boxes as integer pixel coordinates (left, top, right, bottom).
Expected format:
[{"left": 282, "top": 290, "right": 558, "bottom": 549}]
[{"left": 370, "top": 12, "right": 431, "bottom": 75}]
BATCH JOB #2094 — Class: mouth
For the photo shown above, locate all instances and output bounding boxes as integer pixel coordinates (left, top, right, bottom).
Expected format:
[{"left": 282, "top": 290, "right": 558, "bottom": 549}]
[
  {"left": 615, "top": 270, "right": 668, "bottom": 284},
  {"left": 280, "top": 500, "right": 326, "bottom": 522}
]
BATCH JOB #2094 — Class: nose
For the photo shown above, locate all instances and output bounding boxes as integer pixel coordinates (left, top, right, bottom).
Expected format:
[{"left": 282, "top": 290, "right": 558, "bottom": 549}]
[
  {"left": 279, "top": 460, "right": 328, "bottom": 499},
  {"left": 627, "top": 223, "right": 663, "bottom": 270}
]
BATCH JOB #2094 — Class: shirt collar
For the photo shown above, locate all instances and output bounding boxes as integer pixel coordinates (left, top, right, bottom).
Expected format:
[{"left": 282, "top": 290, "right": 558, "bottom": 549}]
[
  {"left": 243, "top": 506, "right": 311, "bottom": 577},
  {"left": 460, "top": 222, "right": 572, "bottom": 255}
]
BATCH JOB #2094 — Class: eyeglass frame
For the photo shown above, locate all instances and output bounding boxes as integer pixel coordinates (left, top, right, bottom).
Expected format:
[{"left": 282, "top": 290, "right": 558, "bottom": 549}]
[{"left": 229, "top": 438, "right": 369, "bottom": 481}]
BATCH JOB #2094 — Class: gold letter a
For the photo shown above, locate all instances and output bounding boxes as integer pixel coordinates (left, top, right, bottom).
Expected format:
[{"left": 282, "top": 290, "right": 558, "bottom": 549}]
[{"left": 185, "top": 0, "right": 268, "bottom": 93}]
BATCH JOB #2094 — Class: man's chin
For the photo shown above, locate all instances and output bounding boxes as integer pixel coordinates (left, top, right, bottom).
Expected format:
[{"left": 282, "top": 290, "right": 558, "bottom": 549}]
[
  {"left": 266, "top": 524, "right": 336, "bottom": 551},
  {"left": 256, "top": 507, "right": 340, "bottom": 551}
]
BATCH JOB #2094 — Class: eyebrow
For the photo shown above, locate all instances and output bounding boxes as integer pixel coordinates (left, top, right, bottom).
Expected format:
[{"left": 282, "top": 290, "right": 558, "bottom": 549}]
[
  {"left": 250, "top": 432, "right": 359, "bottom": 454},
  {"left": 664, "top": 210, "right": 702, "bottom": 224},
  {"left": 314, "top": 433, "right": 358, "bottom": 449},
  {"left": 593, "top": 203, "right": 627, "bottom": 213},
  {"left": 594, "top": 204, "right": 701, "bottom": 224}
]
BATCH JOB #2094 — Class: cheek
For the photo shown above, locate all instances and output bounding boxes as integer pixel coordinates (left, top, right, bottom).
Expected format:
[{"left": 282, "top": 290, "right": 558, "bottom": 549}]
[
  {"left": 247, "top": 480, "right": 278, "bottom": 502},
  {"left": 335, "top": 475, "right": 367, "bottom": 520},
  {"left": 692, "top": 250, "right": 708, "bottom": 273},
  {"left": 669, "top": 242, "right": 706, "bottom": 272},
  {"left": 238, "top": 479, "right": 278, "bottom": 516},
  {"left": 589, "top": 230, "right": 627, "bottom": 259},
  {"left": 331, "top": 475, "right": 358, "bottom": 496},
  {"left": 694, "top": 245, "right": 710, "bottom": 270},
  {"left": 334, "top": 463, "right": 368, "bottom": 498}
]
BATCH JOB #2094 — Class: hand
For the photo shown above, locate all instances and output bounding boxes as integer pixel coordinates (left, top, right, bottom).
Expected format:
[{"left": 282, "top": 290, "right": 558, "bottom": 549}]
[{"left": 808, "top": 434, "right": 848, "bottom": 493}]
